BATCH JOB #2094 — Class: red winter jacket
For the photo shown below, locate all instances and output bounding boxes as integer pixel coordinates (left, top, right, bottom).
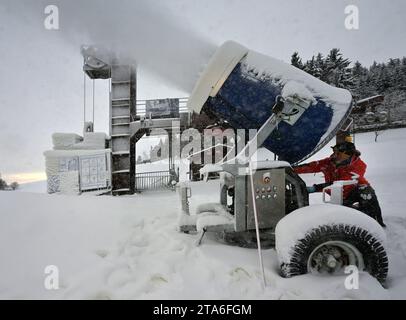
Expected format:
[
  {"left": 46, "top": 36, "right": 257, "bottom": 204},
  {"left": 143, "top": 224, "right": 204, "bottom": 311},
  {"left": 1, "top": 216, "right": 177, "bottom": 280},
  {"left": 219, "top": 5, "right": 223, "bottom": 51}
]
[{"left": 294, "top": 155, "right": 370, "bottom": 199}]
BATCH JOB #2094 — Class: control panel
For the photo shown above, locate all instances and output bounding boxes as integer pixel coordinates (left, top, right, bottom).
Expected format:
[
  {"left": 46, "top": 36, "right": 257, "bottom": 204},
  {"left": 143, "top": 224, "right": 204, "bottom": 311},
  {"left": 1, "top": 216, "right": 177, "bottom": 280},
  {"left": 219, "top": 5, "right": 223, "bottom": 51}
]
[{"left": 247, "top": 168, "right": 286, "bottom": 230}]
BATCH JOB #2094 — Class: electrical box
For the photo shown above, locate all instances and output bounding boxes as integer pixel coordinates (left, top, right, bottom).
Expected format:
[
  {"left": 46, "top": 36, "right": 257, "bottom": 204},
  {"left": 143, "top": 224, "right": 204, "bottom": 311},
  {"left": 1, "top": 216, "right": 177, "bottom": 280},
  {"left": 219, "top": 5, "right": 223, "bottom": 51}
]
[{"left": 246, "top": 168, "right": 286, "bottom": 230}]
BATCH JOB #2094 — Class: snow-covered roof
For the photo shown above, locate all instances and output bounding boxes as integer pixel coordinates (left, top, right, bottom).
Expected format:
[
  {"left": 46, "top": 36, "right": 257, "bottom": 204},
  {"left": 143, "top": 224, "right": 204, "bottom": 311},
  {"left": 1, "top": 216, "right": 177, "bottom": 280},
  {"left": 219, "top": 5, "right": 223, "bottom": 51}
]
[{"left": 44, "top": 149, "right": 111, "bottom": 157}]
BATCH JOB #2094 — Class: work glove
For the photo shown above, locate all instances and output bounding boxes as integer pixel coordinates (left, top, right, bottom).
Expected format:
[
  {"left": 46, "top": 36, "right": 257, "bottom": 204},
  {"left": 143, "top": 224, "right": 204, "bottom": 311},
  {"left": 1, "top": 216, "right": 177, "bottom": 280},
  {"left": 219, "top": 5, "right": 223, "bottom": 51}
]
[{"left": 306, "top": 185, "right": 316, "bottom": 193}]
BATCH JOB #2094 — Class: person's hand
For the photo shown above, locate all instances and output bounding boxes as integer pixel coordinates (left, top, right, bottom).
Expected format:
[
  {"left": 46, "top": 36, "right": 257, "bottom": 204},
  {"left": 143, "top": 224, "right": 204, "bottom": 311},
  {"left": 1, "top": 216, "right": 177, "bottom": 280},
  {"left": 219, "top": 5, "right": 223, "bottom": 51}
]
[{"left": 306, "top": 185, "right": 316, "bottom": 193}]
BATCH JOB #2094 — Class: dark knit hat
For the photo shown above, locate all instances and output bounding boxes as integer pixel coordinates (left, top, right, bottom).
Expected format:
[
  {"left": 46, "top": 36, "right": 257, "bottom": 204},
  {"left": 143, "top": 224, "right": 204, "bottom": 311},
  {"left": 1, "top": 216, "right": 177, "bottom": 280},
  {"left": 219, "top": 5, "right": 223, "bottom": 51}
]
[{"left": 331, "top": 141, "right": 356, "bottom": 155}]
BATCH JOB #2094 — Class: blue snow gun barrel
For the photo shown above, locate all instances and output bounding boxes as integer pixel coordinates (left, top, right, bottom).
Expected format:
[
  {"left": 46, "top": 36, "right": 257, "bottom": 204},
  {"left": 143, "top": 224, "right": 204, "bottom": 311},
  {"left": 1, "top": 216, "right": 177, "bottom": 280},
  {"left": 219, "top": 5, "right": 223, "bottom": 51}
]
[{"left": 187, "top": 41, "right": 353, "bottom": 164}]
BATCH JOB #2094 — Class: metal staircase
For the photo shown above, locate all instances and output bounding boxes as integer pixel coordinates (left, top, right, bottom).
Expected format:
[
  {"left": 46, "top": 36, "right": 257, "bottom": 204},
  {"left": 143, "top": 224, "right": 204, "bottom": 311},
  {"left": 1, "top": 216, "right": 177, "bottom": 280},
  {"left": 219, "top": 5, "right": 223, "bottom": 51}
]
[{"left": 110, "top": 64, "right": 138, "bottom": 195}]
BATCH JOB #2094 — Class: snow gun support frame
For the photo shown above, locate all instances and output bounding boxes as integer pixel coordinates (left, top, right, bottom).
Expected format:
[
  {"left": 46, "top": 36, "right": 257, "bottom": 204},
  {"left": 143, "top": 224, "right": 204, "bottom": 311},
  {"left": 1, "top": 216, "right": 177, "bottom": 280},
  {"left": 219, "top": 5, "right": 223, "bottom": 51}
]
[{"left": 179, "top": 95, "right": 309, "bottom": 247}]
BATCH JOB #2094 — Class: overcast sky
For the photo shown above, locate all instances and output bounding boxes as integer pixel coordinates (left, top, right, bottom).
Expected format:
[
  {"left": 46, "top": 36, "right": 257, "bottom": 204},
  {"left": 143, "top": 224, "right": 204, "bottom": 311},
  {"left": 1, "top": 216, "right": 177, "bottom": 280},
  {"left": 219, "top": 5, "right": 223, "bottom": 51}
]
[{"left": 1, "top": 0, "right": 405, "bottom": 183}]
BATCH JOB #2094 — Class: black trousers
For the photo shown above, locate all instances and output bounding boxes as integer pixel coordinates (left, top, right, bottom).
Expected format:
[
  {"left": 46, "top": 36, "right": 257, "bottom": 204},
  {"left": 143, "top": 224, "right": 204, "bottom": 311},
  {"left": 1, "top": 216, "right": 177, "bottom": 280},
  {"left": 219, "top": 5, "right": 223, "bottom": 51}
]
[{"left": 343, "top": 185, "right": 386, "bottom": 227}]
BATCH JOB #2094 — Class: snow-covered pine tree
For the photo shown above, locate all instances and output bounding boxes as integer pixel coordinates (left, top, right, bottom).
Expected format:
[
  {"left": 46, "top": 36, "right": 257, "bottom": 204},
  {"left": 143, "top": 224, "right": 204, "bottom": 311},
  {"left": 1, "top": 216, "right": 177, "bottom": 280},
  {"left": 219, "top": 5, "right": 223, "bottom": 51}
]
[
  {"left": 10, "top": 182, "right": 19, "bottom": 190},
  {"left": 291, "top": 52, "right": 304, "bottom": 69},
  {"left": 0, "top": 174, "right": 7, "bottom": 190},
  {"left": 376, "top": 63, "right": 391, "bottom": 93},
  {"left": 324, "top": 48, "right": 353, "bottom": 89},
  {"left": 388, "top": 58, "right": 402, "bottom": 91},
  {"left": 351, "top": 61, "right": 368, "bottom": 99},
  {"left": 401, "top": 57, "right": 406, "bottom": 90},
  {"left": 313, "top": 53, "right": 325, "bottom": 80},
  {"left": 304, "top": 56, "right": 316, "bottom": 76},
  {"left": 290, "top": 49, "right": 406, "bottom": 125},
  {"left": 367, "top": 61, "right": 380, "bottom": 94}
]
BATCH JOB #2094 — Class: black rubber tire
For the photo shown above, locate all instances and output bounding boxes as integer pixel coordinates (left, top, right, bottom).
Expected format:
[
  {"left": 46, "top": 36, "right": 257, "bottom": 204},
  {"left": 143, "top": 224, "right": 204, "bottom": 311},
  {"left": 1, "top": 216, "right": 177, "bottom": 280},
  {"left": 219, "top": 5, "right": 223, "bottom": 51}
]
[{"left": 280, "top": 224, "right": 388, "bottom": 283}]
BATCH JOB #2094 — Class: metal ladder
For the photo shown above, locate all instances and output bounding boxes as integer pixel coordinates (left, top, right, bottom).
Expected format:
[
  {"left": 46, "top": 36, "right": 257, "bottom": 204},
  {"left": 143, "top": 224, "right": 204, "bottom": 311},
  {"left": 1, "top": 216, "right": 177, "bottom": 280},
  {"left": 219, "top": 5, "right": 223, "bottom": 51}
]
[{"left": 110, "top": 64, "right": 137, "bottom": 195}]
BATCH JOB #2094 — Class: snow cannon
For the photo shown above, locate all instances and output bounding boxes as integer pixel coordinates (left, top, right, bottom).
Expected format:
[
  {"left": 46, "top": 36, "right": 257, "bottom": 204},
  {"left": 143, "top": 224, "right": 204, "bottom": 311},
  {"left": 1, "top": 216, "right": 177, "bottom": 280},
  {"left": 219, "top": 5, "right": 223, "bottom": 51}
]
[
  {"left": 187, "top": 41, "right": 353, "bottom": 163},
  {"left": 180, "top": 41, "right": 388, "bottom": 285}
]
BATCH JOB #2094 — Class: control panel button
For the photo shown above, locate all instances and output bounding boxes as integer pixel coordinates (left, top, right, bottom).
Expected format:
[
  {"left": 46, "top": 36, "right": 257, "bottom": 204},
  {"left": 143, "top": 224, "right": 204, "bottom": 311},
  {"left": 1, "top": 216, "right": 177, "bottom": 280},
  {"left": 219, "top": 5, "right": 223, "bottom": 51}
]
[{"left": 262, "top": 172, "right": 271, "bottom": 184}]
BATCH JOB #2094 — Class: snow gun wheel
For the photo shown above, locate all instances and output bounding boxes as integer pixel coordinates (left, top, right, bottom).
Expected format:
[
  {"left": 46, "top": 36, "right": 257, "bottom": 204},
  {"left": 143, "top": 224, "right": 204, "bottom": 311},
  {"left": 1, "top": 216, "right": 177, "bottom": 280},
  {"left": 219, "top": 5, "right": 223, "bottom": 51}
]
[{"left": 275, "top": 204, "right": 388, "bottom": 284}]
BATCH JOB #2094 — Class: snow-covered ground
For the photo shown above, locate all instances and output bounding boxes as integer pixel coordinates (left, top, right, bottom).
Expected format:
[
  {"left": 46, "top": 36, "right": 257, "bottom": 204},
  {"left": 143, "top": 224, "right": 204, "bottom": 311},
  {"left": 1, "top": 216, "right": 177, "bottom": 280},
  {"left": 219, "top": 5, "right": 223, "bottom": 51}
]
[{"left": 0, "top": 128, "right": 405, "bottom": 299}]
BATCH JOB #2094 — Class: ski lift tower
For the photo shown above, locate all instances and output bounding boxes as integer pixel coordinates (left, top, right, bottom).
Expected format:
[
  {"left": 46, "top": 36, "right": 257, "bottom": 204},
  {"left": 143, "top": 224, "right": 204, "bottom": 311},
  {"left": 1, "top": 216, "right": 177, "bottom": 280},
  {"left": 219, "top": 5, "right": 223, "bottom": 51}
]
[
  {"left": 81, "top": 46, "right": 192, "bottom": 194},
  {"left": 82, "top": 45, "right": 137, "bottom": 195}
]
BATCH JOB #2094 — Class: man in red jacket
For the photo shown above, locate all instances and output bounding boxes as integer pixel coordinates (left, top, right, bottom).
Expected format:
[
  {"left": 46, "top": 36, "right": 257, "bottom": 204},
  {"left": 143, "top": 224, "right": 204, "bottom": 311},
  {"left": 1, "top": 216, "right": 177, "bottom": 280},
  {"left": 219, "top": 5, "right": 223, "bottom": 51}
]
[{"left": 294, "top": 140, "right": 386, "bottom": 227}]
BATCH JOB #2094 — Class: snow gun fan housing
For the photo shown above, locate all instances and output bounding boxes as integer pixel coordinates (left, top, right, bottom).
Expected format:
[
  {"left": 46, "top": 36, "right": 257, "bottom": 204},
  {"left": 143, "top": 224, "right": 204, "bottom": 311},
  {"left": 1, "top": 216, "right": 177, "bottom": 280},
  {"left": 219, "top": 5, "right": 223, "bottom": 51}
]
[{"left": 187, "top": 41, "right": 353, "bottom": 164}]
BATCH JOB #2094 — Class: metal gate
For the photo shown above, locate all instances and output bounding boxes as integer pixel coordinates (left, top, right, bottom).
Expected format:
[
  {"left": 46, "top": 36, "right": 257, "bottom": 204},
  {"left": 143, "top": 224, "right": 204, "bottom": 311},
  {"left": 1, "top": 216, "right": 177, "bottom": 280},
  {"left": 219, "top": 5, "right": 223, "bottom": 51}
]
[{"left": 135, "top": 170, "right": 175, "bottom": 190}]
